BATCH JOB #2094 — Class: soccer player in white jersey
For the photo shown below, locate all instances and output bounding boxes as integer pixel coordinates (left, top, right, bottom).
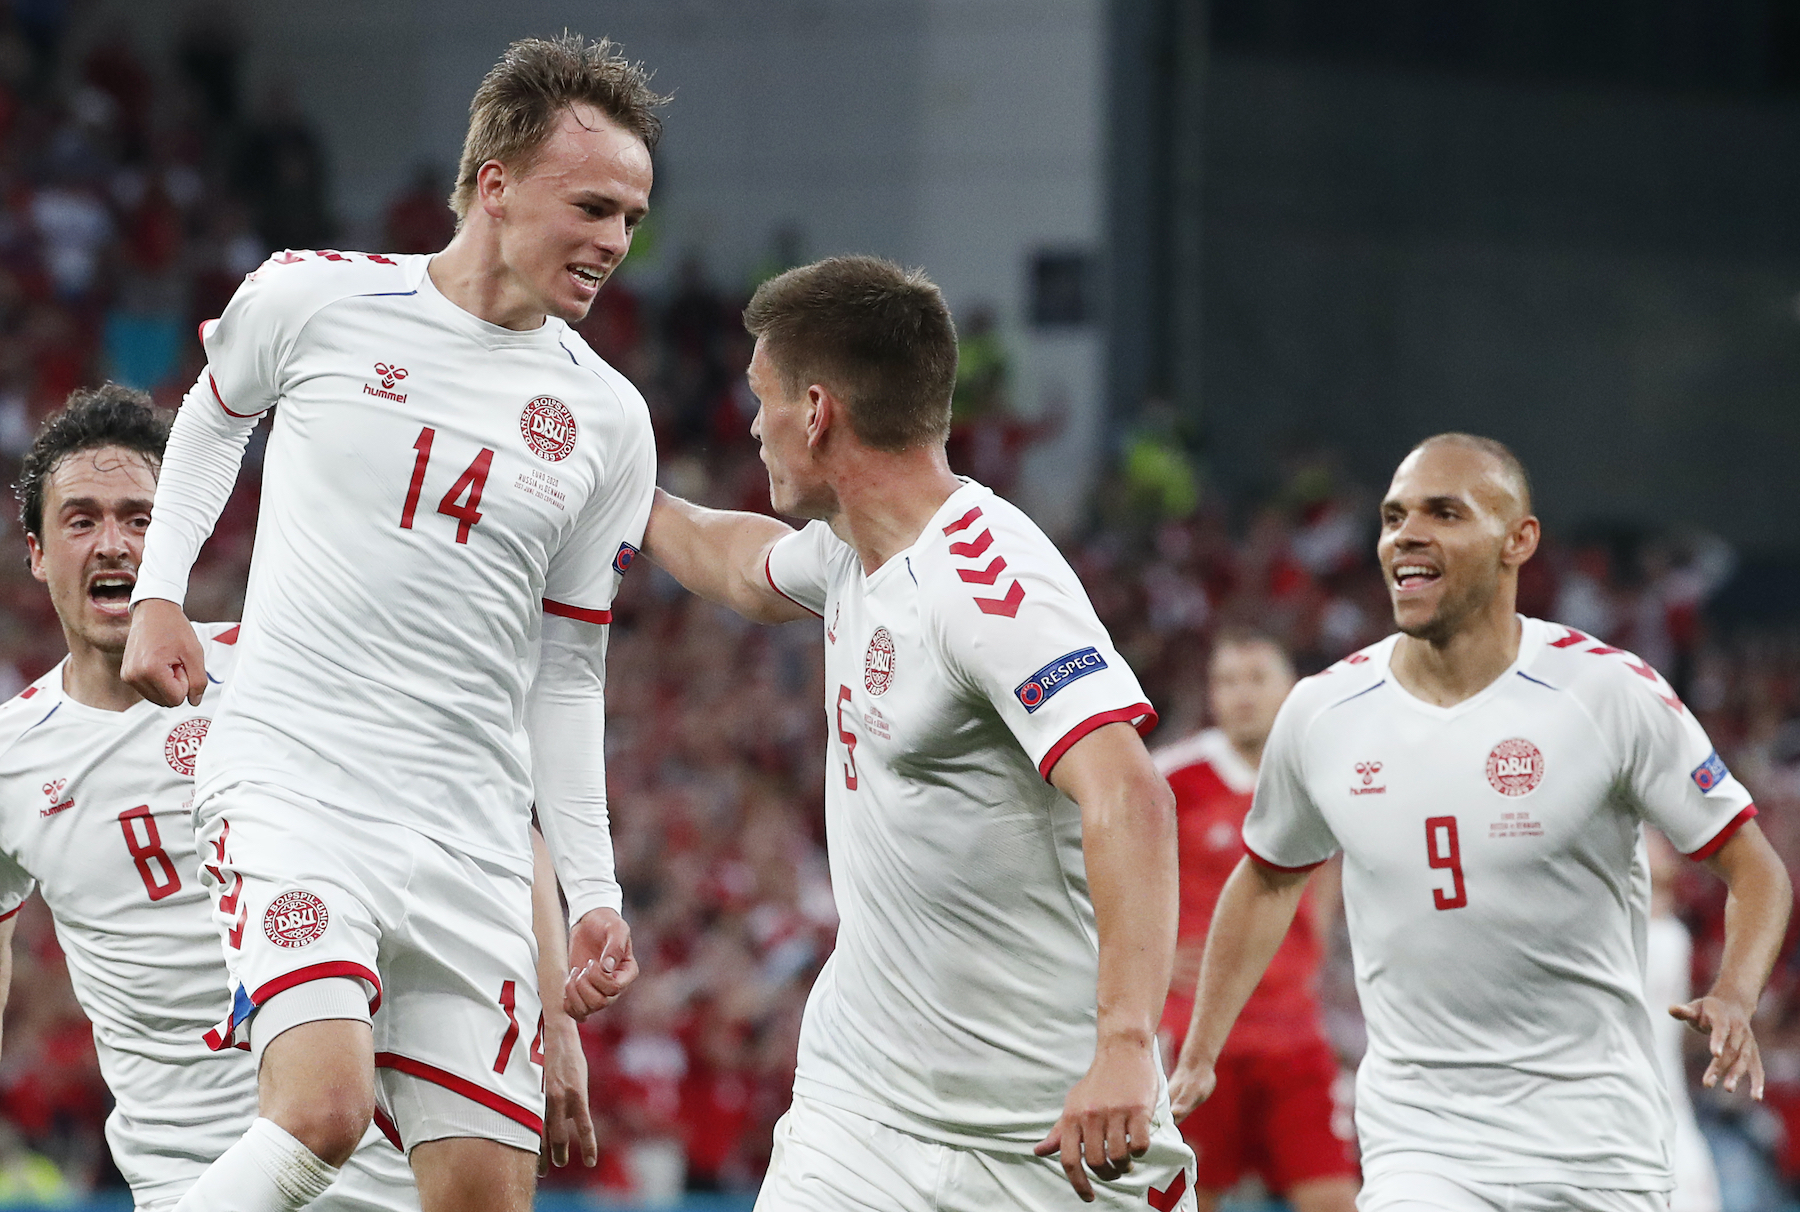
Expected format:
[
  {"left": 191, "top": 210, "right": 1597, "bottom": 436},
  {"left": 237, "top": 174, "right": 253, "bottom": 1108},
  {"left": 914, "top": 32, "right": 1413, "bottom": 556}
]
[
  {"left": 1173, "top": 434, "right": 1792, "bottom": 1212},
  {"left": 117, "top": 35, "right": 659, "bottom": 1212},
  {"left": 0, "top": 387, "right": 596, "bottom": 1209},
  {"left": 642, "top": 256, "right": 1198, "bottom": 1210}
]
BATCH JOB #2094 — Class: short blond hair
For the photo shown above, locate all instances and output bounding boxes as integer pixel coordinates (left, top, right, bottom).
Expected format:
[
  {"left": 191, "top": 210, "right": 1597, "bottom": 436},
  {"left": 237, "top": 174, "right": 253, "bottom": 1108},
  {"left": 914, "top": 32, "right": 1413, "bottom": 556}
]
[{"left": 452, "top": 32, "right": 667, "bottom": 223}]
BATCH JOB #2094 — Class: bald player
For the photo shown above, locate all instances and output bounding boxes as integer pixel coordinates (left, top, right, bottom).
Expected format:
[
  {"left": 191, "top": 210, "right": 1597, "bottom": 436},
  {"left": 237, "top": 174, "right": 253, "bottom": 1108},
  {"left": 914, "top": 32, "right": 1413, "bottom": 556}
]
[{"left": 1178, "top": 433, "right": 1791, "bottom": 1212}]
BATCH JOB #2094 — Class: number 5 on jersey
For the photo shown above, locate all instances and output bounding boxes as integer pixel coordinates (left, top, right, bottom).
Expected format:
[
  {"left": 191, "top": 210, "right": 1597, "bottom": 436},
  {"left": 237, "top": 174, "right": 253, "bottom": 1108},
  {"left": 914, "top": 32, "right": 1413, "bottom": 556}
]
[{"left": 399, "top": 426, "right": 495, "bottom": 544}]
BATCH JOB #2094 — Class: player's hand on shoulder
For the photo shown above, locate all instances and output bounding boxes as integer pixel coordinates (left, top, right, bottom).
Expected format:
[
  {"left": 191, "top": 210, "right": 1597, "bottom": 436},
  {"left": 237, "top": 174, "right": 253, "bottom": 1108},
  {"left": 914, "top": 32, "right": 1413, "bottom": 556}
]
[
  {"left": 1033, "top": 1036, "right": 1160, "bottom": 1202},
  {"left": 538, "top": 1011, "right": 597, "bottom": 1174},
  {"left": 122, "top": 599, "right": 207, "bottom": 708},
  {"left": 1671, "top": 993, "right": 1765, "bottom": 1099},
  {"left": 565, "top": 907, "right": 639, "bottom": 1020},
  {"left": 1167, "top": 1058, "right": 1216, "bottom": 1122}
]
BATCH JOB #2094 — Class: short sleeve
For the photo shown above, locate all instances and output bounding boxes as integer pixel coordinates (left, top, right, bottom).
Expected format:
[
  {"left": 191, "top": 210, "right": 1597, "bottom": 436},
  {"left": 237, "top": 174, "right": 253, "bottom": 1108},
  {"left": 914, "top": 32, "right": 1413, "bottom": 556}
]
[
  {"left": 0, "top": 849, "right": 35, "bottom": 921},
  {"left": 1241, "top": 696, "right": 1340, "bottom": 871},
  {"left": 1605, "top": 672, "right": 1756, "bottom": 860},
  {"left": 938, "top": 559, "right": 1154, "bottom": 781},
  {"left": 543, "top": 405, "right": 656, "bottom": 624},
  {"left": 764, "top": 521, "right": 837, "bottom": 618},
  {"left": 200, "top": 255, "right": 312, "bottom": 418}
]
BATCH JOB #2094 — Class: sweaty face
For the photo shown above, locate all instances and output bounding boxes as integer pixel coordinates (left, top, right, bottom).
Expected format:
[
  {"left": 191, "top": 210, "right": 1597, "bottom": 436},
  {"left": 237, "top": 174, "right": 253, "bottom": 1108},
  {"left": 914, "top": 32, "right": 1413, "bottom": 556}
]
[
  {"left": 28, "top": 446, "right": 157, "bottom": 656},
  {"left": 493, "top": 104, "right": 652, "bottom": 324},
  {"left": 1377, "top": 444, "right": 1530, "bottom": 644},
  {"left": 1208, "top": 641, "right": 1294, "bottom": 755},
  {"left": 748, "top": 340, "right": 836, "bottom": 520}
]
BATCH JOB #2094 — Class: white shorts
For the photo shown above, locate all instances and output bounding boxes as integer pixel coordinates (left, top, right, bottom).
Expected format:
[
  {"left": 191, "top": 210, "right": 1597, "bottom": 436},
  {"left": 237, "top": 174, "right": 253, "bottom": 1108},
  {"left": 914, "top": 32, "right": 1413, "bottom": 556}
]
[
  {"left": 132, "top": 1123, "right": 418, "bottom": 1212},
  {"left": 754, "top": 1093, "right": 1198, "bottom": 1211},
  {"left": 196, "top": 782, "right": 545, "bottom": 1154},
  {"left": 1359, "top": 1170, "right": 1670, "bottom": 1212}
]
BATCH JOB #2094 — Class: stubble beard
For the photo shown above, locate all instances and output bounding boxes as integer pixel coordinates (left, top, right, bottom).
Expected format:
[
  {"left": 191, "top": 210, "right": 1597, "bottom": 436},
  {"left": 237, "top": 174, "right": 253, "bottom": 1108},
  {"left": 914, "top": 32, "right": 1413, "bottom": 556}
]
[{"left": 1394, "top": 563, "right": 1502, "bottom": 647}]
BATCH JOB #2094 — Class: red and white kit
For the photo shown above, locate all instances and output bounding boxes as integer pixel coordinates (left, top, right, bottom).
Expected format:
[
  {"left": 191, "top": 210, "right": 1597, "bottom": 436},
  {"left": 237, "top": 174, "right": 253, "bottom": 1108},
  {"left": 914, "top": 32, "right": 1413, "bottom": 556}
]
[
  {"left": 131, "top": 251, "right": 656, "bottom": 1151},
  {"left": 1154, "top": 729, "right": 1356, "bottom": 1196},
  {"left": 1243, "top": 617, "right": 1756, "bottom": 1204},
  {"left": 0, "top": 625, "right": 415, "bottom": 1211},
  {"left": 757, "top": 481, "right": 1196, "bottom": 1211}
]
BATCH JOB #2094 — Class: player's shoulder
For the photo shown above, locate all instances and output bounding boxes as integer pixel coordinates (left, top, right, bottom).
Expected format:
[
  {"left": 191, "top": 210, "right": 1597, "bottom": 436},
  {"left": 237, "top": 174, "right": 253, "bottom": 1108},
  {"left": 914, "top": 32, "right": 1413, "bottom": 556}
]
[
  {"left": 548, "top": 326, "right": 654, "bottom": 439},
  {"left": 918, "top": 482, "right": 1083, "bottom": 606},
  {"left": 0, "top": 666, "right": 66, "bottom": 758},
  {"left": 1283, "top": 635, "right": 1400, "bottom": 721},
  {"left": 222, "top": 249, "right": 423, "bottom": 327},
  {"left": 1516, "top": 617, "right": 1684, "bottom": 714},
  {"left": 194, "top": 620, "right": 245, "bottom": 682}
]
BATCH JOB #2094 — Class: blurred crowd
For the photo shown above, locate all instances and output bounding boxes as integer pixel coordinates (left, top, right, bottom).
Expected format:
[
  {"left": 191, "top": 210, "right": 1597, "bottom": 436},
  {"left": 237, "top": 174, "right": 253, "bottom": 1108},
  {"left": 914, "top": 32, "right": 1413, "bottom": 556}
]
[{"left": 0, "top": 10, "right": 1788, "bottom": 1210}]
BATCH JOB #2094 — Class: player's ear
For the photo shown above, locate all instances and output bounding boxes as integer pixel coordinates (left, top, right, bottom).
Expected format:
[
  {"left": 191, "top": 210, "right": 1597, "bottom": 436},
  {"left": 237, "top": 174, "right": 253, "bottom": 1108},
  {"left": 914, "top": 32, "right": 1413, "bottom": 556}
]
[
  {"left": 804, "top": 384, "right": 833, "bottom": 450},
  {"left": 1503, "top": 514, "right": 1540, "bottom": 569},
  {"left": 25, "top": 532, "right": 45, "bottom": 584},
  {"left": 475, "top": 160, "right": 508, "bottom": 219}
]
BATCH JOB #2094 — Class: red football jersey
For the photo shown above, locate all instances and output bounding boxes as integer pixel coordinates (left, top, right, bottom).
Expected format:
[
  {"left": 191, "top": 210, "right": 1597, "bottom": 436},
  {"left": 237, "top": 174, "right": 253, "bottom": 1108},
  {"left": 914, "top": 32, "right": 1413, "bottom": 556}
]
[{"left": 1156, "top": 729, "right": 1327, "bottom": 1055}]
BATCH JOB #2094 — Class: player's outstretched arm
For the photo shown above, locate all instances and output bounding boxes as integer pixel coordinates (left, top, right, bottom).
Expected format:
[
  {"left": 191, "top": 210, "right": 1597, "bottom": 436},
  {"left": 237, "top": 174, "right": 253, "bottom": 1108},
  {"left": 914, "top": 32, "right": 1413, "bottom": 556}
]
[
  {"left": 1168, "top": 855, "right": 1311, "bottom": 1120},
  {"left": 641, "top": 489, "right": 810, "bottom": 624},
  {"left": 1671, "top": 821, "right": 1792, "bottom": 1100},
  {"left": 1032, "top": 721, "right": 1177, "bottom": 1203},
  {"left": 529, "top": 828, "right": 597, "bottom": 1173},
  {"left": 525, "top": 614, "right": 640, "bottom": 1021}
]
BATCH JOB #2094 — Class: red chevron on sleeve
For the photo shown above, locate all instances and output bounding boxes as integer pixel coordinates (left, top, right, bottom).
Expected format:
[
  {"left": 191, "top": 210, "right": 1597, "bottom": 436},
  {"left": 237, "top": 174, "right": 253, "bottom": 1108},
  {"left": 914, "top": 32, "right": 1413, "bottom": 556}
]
[
  {"left": 973, "top": 580, "right": 1026, "bottom": 617},
  {"left": 949, "top": 529, "right": 994, "bottom": 559}
]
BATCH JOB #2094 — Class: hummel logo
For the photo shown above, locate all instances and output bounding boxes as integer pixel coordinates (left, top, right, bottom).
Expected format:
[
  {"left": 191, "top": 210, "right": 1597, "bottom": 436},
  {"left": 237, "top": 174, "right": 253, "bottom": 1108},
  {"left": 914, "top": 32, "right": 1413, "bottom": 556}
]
[
  {"left": 1351, "top": 760, "right": 1386, "bottom": 796},
  {"left": 40, "top": 778, "right": 72, "bottom": 817},
  {"left": 364, "top": 363, "right": 409, "bottom": 402}
]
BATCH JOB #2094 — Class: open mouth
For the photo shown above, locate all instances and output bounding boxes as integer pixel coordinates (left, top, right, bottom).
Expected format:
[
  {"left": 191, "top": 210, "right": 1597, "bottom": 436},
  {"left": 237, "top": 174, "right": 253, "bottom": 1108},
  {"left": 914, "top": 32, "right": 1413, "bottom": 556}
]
[
  {"left": 87, "top": 570, "right": 135, "bottom": 612},
  {"left": 1392, "top": 563, "right": 1441, "bottom": 591},
  {"left": 568, "top": 264, "right": 605, "bottom": 292}
]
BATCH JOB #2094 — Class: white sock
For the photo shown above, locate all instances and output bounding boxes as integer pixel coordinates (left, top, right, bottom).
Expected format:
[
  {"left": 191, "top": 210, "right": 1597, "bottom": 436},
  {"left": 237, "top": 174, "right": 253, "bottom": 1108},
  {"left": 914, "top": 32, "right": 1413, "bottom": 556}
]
[{"left": 172, "top": 1117, "right": 339, "bottom": 1212}]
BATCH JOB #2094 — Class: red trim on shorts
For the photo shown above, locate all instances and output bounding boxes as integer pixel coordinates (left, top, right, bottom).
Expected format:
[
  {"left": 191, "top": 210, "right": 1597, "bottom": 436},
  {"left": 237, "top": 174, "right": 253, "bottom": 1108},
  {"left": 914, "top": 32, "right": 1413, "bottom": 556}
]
[
  {"left": 372, "top": 1108, "right": 404, "bottom": 1152},
  {"left": 214, "top": 625, "right": 241, "bottom": 645},
  {"left": 764, "top": 550, "right": 824, "bottom": 619},
  {"left": 542, "top": 598, "right": 612, "bottom": 625},
  {"left": 1038, "top": 703, "right": 1159, "bottom": 781},
  {"left": 1688, "top": 804, "right": 1758, "bottom": 862},
  {"left": 1244, "top": 843, "right": 1328, "bottom": 875},
  {"left": 208, "top": 372, "right": 264, "bottom": 419},
  {"left": 0, "top": 903, "right": 22, "bottom": 922},
  {"left": 374, "top": 1052, "right": 545, "bottom": 1136},
  {"left": 251, "top": 961, "right": 384, "bottom": 1017}
]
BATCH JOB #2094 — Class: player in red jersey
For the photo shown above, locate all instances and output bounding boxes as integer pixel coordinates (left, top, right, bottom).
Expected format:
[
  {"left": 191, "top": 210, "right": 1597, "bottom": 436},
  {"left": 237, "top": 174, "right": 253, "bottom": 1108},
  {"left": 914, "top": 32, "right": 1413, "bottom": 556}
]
[{"left": 1158, "top": 631, "right": 1358, "bottom": 1212}]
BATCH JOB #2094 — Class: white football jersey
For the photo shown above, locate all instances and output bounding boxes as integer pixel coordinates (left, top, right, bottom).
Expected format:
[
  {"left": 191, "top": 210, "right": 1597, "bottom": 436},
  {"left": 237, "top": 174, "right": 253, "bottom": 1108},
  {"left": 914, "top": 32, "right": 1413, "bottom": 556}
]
[
  {"left": 765, "top": 480, "right": 1160, "bottom": 1152},
  {"left": 1243, "top": 617, "right": 1755, "bottom": 1191},
  {"left": 0, "top": 625, "right": 417, "bottom": 1209},
  {"left": 136, "top": 252, "right": 655, "bottom": 881},
  {"left": 0, "top": 626, "right": 257, "bottom": 1195}
]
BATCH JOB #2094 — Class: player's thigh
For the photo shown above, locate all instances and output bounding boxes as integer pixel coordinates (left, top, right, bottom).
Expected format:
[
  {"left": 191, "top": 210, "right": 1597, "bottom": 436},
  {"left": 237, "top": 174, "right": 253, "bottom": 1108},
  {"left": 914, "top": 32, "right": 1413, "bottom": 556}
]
[
  {"left": 408, "top": 1136, "right": 535, "bottom": 1212},
  {"left": 195, "top": 784, "right": 390, "bottom": 1051},
  {"left": 1357, "top": 1171, "right": 1504, "bottom": 1212},
  {"left": 313, "top": 1125, "right": 421, "bottom": 1212},
  {"left": 1250, "top": 1042, "right": 1359, "bottom": 1194},
  {"left": 754, "top": 1095, "right": 939, "bottom": 1212},
  {"left": 371, "top": 844, "right": 543, "bottom": 1157},
  {"left": 1180, "top": 1051, "right": 1248, "bottom": 1193},
  {"left": 946, "top": 1113, "right": 1198, "bottom": 1212}
]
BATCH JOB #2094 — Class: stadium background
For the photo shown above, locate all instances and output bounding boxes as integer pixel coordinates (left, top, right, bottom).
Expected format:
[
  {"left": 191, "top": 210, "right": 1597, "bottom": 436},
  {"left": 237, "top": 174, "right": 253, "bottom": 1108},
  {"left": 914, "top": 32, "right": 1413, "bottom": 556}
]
[{"left": 0, "top": 0, "right": 1791, "bottom": 1208}]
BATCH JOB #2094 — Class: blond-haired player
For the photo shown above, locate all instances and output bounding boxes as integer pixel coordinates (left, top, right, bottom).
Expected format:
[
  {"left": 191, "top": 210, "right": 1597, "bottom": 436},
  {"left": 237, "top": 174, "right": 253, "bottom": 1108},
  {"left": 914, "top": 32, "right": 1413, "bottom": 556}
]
[
  {"left": 1175, "top": 435, "right": 1791, "bottom": 1211},
  {"left": 644, "top": 256, "right": 1197, "bottom": 1209},
  {"left": 121, "top": 34, "right": 659, "bottom": 1212}
]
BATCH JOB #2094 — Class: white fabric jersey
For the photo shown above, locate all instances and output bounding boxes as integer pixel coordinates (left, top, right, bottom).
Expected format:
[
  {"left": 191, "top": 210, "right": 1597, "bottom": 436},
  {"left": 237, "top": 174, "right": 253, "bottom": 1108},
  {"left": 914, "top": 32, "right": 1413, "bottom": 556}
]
[
  {"left": 1244, "top": 617, "right": 1755, "bottom": 1191},
  {"left": 765, "top": 480, "right": 1160, "bottom": 1151},
  {"left": 132, "top": 251, "right": 655, "bottom": 916}
]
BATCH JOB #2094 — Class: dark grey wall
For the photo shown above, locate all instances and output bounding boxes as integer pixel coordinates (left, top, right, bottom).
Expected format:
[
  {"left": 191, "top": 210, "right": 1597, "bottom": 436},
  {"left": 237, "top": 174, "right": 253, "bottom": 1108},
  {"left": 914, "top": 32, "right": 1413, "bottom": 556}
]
[{"left": 1129, "top": 49, "right": 1800, "bottom": 548}]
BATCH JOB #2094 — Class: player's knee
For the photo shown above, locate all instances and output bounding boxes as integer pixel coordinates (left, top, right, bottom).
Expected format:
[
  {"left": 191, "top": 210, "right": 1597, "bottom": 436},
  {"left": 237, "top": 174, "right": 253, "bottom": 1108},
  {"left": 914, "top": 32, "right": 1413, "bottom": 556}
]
[{"left": 264, "top": 1089, "right": 373, "bottom": 1167}]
